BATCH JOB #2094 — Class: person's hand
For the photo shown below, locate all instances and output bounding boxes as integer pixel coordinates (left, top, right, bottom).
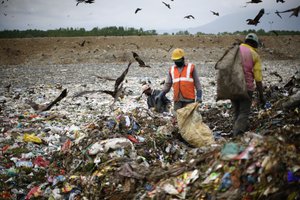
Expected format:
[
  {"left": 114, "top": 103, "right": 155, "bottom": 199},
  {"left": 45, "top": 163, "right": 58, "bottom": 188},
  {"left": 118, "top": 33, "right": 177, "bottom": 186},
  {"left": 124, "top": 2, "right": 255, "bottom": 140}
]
[
  {"left": 196, "top": 89, "right": 202, "bottom": 103},
  {"left": 155, "top": 91, "right": 165, "bottom": 104},
  {"left": 196, "top": 97, "right": 202, "bottom": 103}
]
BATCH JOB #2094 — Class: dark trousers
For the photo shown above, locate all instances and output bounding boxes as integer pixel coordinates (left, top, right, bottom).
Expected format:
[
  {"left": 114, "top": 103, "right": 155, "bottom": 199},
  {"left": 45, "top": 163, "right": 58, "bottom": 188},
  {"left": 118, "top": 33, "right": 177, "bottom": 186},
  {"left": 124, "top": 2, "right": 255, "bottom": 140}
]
[
  {"left": 231, "top": 92, "right": 253, "bottom": 135},
  {"left": 174, "top": 101, "right": 193, "bottom": 111}
]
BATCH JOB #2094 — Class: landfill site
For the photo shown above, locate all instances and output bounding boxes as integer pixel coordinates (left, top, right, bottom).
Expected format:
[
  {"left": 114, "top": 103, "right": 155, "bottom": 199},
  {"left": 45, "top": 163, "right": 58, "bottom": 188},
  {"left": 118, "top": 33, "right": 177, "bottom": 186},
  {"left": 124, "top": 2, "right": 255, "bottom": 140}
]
[{"left": 0, "top": 35, "right": 299, "bottom": 199}]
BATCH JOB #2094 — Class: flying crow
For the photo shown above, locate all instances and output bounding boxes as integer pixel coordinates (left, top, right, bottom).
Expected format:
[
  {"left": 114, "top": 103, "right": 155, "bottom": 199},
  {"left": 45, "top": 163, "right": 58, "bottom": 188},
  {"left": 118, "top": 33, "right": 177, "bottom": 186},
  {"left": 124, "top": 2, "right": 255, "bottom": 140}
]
[
  {"left": 132, "top": 51, "right": 151, "bottom": 68},
  {"left": 27, "top": 89, "right": 68, "bottom": 112},
  {"left": 162, "top": 1, "right": 171, "bottom": 9},
  {"left": 246, "top": 8, "right": 264, "bottom": 25},
  {"left": 76, "top": 0, "right": 95, "bottom": 6},
  {"left": 276, "top": 0, "right": 285, "bottom": 3},
  {"left": 276, "top": 6, "right": 300, "bottom": 17},
  {"left": 275, "top": 10, "right": 282, "bottom": 18},
  {"left": 184, "top": 15, "right": 195, "bottom": 19},
  {"left": 210, "top": 10, "right": 219, "bottom": 16},
  {"left": 73, "top": 62, "right": 132, "bottom": 103},
  {"left": 246, "top": 0, "right": 262, "bottom": 3},
  {"left": 135, "top": 8, "right": 142, "bottom": 14}
]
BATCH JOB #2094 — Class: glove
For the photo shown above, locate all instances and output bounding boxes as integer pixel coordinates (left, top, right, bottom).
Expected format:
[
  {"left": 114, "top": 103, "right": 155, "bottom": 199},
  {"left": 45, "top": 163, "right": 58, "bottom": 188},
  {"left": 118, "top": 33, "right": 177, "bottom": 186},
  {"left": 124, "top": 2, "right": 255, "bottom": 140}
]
[
  {"left": 155, "top": 91, "right": 166, "bottom": 104},
  {"left": 196, "top": 89, "right": 202, "bottom": 103}
]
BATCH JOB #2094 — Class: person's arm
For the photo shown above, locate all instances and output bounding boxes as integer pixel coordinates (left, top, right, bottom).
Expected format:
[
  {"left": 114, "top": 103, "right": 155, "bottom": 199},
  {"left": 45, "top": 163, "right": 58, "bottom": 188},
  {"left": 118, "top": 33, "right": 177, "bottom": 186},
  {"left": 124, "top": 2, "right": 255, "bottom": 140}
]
[
  {"left": 192, "top": 67, "right": 202, "bottom": 91},
  {"left": 162, "top": 72, "right": 172, "bottom": 94},
  {"left": 192, "top": 67, "right": 203, "bottom": 102},
  {"left": 253, "top": 52, "right": 265, "bottom": 105}
]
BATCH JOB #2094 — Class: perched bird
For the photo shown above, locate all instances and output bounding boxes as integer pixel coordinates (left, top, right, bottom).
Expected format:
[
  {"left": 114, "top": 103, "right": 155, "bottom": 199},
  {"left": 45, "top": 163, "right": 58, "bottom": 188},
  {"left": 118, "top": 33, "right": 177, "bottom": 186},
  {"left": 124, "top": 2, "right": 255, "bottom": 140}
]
[
  {"left": 276, "top": 0, "right": 285, "bottom": 3},
  {"left": 79, "top": 40, "right": 86, "bottom": 47},
  {"left": 73, "top": 62, "right": 132, "bottom": 103},
  {"left": 246, "top": 0, "right": 262, "bottom": 3},
  {"left": 27, "top": 89, "right": 68, "bottom": 112},
  {"left": 276, "top": 6, "right": 300, "bottom": 17},
  {"left": 76, "top": 0, "right": 94, "bottom": 6},
  {"left": 132, "top": 51, "right": 151, "bottom": 68},
  {"left": 271, "top": 30, "right": 279, "bottom": 36},
  {"left": 184, "top": 15, "right": 195, "bottom": 19},
  {"left": 162, "top": 1, "right": 171, "bottom": 9},
  {"left": 210, "top": 10, "right": 219, "bottom": 16},
  {"left": 135, "top": 8, "right": 142, "bottom": 14},
  {"left": 246, "top": 8, "right": 264, "bottom": 25}
]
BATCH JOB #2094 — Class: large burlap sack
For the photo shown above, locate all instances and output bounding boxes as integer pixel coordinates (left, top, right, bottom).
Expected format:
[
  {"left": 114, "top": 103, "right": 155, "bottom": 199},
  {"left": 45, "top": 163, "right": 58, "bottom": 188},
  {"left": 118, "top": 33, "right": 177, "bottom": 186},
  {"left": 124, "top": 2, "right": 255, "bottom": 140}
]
[
  {"left": 215, "top": 44, "right": 249, "bottom": 101},
  {"left": 177, "top": 103, "right": 214, "bottom": 147}
]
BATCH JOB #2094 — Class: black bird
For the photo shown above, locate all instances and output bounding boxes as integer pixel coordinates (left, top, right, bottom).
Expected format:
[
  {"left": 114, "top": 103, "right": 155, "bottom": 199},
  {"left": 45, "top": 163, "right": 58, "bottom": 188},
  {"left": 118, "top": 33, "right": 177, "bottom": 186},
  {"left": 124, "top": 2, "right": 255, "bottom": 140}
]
[
  {"left": 73, "top": 62, "right": 132, "bottom": 103},
  {"left": 132, "top": 51, "right": 151, "bottom": 68},
  {"left": 162, "top": 1, "right": 171, "bottom": 9},
  {"left": 275, "top": 10, "right": 282, "bottom": 18},
  {"left": 135, "top": 8, "right": 142, "bottom": 14},
  {"left": 246, "top": 0, "right": 262, "bottom": 3},
  {"left": 271, "top": 30, "right": 279, "bottom": 36},
  {"left": 79, "top": 40, "right": 86, "bottom": 47},
  {"left": 1, "top": 1, "right": 4, "bottom": 4},
  {"left": 210, "top": 10, "right": 219, "bottom": 16},
  {"left": 246, "top": 8, "right": 264, "bottom": 25},
  {"left": 184, "top": 15, "right": 195, "bottom": 19},
  {"left": 76, "top": 0, "right": 95, "bottom": 6},
  {"left": 27, "top": 89, "right": 68, "bottom": 112},
  {"left": 276, "top": 0, "right": 285, "bottom": 3},
  {"left": 276, "top": 6, "right": 300, "bottom": 17}
]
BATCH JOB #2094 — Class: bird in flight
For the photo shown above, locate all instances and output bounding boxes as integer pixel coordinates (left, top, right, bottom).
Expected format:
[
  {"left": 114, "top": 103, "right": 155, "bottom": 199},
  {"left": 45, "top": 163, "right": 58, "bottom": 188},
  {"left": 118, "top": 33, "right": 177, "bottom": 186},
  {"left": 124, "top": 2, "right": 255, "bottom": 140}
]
[
  {"left": 184, "top": 15, "right": 195, "bottom": 19},
  {"left": 162, "top": 1, "right": 171, "bottom": 9},
  {"left": 76, "top": 0, "right": 95, "bottom": 6},
  {"left": 210, "top": 11, "right": 219, "bottom": 16},
  {"left": 246, "top": 8, "right": 264, "bottom": 25},
  {"left": 246, "top": 0, "right": 262, "bottom": 3},
  {"left": 275, "top": 6, "right": 300, "bottom": 17},
  {"left": 27, "top": 89, "right": 68, "bottom": 112},
  {"left": 275, "top": 10, "right": 282, "bottom": 18},
  {"left": 135, "top": 8, "right": 142, "bottom": 14},
  {"left": 276, "top": 0, "right": 285, "bottom": 3},
  {"left": 73, "top": 62, "right": 132, "bottom": 103},
  {"left": 132, "top": 51, "right": 151, "bottom": 68}
]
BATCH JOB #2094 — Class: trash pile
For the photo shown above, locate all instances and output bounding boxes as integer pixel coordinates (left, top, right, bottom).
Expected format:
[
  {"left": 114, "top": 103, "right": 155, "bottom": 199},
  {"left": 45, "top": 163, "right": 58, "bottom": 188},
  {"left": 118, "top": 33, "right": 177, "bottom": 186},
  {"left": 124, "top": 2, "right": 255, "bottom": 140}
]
[{"left": 0, "top": 72, "right": 299, "bottom": 200}]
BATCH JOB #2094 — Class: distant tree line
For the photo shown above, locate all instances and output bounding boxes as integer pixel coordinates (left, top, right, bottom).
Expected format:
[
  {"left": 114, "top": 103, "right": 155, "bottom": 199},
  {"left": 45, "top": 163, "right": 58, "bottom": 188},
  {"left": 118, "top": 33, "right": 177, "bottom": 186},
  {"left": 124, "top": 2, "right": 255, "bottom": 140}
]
[
  {"left": 0, "top": 27, "right": 299, "bottom": 38},
  {"left": 0, "top": 26, "right": 158, "bottom": 38}
]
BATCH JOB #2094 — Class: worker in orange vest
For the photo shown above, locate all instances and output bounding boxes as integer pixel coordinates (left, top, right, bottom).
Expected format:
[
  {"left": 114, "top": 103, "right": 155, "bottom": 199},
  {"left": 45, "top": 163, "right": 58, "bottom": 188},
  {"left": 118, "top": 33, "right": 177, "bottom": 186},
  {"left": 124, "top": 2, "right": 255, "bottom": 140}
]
[{"left": 155, "top": 48, "right": 203, "bottom": 111}]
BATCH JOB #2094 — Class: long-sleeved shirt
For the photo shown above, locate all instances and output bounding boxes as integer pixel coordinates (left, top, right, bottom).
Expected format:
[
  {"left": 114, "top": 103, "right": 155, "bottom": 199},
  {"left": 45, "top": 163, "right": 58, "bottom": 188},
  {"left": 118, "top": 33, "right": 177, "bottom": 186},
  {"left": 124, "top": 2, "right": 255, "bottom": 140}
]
[
  {"left": 240, "top": 43, "right": 263, "bottom": 91},
  {"left": 162, "top": 63, "right": 202, "bottom": 102}
]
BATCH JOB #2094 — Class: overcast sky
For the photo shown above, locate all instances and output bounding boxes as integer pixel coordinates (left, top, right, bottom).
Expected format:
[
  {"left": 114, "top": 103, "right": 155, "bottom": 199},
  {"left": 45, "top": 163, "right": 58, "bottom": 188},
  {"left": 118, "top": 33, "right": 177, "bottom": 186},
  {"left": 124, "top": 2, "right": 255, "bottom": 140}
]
[{"left": 0, "top": 0, "right": 299, "bottom": 31}]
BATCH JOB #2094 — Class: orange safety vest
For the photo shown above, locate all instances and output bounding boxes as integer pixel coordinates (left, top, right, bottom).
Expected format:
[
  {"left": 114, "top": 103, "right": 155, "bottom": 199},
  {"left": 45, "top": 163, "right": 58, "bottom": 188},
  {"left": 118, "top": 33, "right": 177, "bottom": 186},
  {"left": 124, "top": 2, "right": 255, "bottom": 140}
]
[{"left": 170, "top": 63, "right": 195, "bottom": 101}]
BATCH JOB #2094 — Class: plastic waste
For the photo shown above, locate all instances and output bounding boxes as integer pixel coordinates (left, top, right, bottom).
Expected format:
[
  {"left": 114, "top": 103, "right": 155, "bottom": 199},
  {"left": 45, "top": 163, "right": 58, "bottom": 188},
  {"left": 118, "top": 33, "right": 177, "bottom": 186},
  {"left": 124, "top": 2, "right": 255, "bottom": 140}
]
[
  {"left": 23, "top": 133, "right": 43, "bottom": 144},
  {"left": 88, "top": 138, "right": 134, "bottom": 155}
]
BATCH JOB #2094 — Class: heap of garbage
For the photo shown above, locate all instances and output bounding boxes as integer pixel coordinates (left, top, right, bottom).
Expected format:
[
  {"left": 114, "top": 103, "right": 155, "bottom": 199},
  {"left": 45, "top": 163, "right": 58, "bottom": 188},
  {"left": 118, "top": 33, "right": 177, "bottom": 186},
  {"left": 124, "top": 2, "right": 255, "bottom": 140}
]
[{"left": 0, "top": 71, "right": 299, "bottom": 200}]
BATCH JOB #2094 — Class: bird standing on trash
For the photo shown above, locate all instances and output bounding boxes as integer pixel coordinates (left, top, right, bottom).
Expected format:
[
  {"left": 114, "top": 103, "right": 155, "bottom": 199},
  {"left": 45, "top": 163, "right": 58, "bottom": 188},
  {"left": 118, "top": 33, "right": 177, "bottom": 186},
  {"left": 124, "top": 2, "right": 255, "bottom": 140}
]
[{"left": 156, "top": 48, "right": 203, "bottom": 111}]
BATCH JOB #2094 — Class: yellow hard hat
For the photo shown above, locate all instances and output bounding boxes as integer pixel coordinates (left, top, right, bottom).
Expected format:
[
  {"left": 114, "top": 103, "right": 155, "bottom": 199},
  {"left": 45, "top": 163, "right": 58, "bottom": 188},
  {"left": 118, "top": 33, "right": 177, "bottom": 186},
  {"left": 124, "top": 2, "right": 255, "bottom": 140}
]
[{"left": 171, "top": 48, "right": 185, "bottom": 60}]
